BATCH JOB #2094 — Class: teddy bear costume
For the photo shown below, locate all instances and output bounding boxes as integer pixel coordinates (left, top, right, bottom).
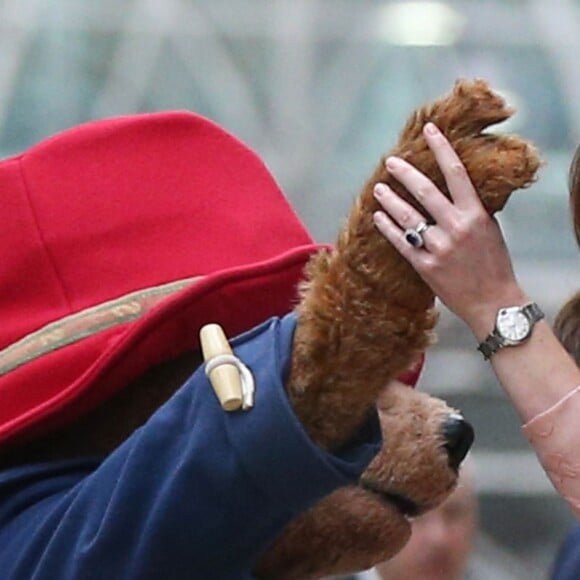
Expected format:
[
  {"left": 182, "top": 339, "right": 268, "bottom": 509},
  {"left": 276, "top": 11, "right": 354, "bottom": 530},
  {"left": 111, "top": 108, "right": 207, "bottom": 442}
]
[{"left": 0, "top": 112, "right": 422, "bottom": 579}]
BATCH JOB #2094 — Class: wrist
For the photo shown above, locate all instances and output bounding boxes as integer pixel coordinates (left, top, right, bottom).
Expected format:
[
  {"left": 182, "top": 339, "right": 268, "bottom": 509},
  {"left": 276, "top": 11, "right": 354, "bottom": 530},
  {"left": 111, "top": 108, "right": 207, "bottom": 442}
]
[{"left": 464, "top": 288, "right": 531, "bottom": 342}]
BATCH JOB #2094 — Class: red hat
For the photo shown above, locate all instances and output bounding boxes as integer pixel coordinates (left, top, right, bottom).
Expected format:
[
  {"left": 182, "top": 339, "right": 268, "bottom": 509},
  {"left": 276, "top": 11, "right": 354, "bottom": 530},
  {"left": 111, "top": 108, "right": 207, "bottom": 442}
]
[
  {"left": 0, "top": 111, "right": 327, "bottom": 448},
  {"left": 0, "top": 110, "right": 423, "bottom": 449}
]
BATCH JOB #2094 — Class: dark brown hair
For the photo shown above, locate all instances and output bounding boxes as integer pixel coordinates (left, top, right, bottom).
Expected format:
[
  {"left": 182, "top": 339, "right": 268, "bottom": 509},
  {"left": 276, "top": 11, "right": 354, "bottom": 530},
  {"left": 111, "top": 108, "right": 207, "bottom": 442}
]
[
  {"left": 568, "top": 145, "right": 580, "bottom": 247},
  {"left": 558, "top": 148, "right": 580, "bottom": 363},
  {"left": 554, "top": 291, "right": 580, "bottom": 366}
]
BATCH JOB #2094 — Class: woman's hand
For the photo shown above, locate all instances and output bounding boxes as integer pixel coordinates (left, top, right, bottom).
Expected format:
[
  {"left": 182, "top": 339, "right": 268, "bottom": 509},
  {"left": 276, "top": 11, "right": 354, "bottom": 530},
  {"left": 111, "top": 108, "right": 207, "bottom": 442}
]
[
  {"left": 372, "top": 122, "right": 528, "bottom": 340},
  {"left": 373, "top": 123, "right": 580, "bottom": 517}
]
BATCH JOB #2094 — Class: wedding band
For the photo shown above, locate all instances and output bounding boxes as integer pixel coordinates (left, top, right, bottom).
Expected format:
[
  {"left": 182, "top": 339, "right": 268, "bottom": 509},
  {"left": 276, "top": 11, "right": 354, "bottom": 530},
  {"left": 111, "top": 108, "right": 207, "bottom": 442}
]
[{"left": 404, "top": 221, "right": 430, "bottom": 248}]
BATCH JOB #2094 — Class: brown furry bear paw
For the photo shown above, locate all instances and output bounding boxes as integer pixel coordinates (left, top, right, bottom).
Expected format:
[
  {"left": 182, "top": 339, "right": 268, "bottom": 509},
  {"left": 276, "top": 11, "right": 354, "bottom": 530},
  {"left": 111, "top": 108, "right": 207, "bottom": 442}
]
[{"left": 390, "top": 78, "right": 542, "bottom": 216}]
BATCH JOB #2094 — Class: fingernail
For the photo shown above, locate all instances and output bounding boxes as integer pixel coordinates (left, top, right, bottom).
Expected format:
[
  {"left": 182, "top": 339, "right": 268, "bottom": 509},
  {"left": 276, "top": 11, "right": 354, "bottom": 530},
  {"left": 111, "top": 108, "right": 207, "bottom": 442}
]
[
  {"left": 385, "top": 157, "right": 399, "bottom": 170},
  {"left": 373, "top": 211, "right": 386, "bottom": 224},
  {"left": 373, "top": 183, "right": 387, "bottom": 198},
  {"left": 424, "top": 122, "right": 439, "bottom": 136}
]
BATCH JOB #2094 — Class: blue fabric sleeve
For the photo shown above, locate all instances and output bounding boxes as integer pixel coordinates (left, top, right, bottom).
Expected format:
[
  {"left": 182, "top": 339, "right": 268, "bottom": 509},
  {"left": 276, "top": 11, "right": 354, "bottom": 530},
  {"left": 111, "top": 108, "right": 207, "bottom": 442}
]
[
  {"left": 0, "top": 314, "right": 381, "bottom": 579},
  {"left": 551, "top": 523, "right": 580, "bottom": 579}
]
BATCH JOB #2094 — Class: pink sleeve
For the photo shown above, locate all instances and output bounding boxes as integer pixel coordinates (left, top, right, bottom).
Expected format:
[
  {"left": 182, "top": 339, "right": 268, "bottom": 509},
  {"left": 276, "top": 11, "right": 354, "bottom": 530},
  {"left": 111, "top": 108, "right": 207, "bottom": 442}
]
[{"left": 522, "top": 386, "right": 580, "bottom": 518}]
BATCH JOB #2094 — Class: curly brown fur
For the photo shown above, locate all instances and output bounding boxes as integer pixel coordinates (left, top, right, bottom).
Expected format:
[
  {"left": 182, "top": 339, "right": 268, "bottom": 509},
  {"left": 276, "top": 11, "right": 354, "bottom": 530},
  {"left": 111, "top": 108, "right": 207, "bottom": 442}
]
[
  {"left": 253, "top": 79, "right": 541, "bottom": 579},
  {"left": 256, "top": 488, "right": 409, "bottom": 580},
  {"left": 287, "top": 78, "right": 541, "bottom": 450},
  {"left": 254, "top": 383, "right": 459, "bottom": 579}
]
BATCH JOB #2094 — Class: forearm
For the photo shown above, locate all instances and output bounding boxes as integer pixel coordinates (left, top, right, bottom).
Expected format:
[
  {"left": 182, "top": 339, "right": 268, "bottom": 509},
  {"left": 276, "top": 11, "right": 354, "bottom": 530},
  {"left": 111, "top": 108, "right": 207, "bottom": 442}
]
[
  {"left": 468, "top": 312, "right": 580, "bottom": 422},
  {"left": 468, "top": 302, "right": 580, "bottom": 516}
]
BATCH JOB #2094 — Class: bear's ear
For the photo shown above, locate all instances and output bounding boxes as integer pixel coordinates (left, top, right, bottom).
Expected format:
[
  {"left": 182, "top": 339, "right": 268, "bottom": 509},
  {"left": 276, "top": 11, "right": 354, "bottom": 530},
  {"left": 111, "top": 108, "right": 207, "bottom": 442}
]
[{"left": 396, "top": 353, "right": 425, "bottom": 388}]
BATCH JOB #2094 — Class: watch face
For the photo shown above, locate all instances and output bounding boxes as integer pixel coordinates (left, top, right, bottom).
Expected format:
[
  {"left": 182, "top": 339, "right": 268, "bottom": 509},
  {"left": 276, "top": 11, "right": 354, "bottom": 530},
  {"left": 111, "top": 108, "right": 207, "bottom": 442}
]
[{"left": 497, "top": 308, "right": 530, "bottom": 342}]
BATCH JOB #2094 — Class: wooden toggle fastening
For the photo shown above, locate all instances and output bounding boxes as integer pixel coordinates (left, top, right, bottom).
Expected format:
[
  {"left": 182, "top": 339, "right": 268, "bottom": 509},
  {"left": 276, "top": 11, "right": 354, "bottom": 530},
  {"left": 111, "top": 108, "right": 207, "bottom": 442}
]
[{"left": 200, "top": 323, "right": 243, "bottom": 411}]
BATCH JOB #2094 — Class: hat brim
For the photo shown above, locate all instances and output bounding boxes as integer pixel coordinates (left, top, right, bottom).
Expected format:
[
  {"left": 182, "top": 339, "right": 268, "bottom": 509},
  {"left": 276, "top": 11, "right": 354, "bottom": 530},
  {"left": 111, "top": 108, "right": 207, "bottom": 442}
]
[{"left": 0, "top": 244, "right": 323, "bottom": 447}]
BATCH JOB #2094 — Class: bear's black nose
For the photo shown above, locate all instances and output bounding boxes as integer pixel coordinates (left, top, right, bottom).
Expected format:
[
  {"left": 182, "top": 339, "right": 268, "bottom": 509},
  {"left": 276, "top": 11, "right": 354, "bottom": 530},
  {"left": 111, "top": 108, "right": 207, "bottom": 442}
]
[{"left": 443, "top": 413, "right": 474, "bottom": 471}]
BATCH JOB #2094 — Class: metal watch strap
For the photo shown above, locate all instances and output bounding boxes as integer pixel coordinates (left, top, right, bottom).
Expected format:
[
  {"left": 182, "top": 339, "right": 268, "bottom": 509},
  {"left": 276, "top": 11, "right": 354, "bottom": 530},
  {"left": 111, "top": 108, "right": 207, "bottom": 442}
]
[
  {"left": 477, "top": 302, "right": 545, "bottom": 361},
  {"left": 522, "top": 302, "right": 544, "bottom": 323},
  {"left": 477, "top": 332, "right": 503, "bottom": 360}
]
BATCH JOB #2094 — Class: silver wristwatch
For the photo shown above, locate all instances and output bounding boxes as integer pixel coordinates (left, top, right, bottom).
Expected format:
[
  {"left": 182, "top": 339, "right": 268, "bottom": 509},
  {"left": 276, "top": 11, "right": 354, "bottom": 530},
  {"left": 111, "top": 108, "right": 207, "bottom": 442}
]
[{"left": 477, "top": 302, "right": 544, "bottom": 360}]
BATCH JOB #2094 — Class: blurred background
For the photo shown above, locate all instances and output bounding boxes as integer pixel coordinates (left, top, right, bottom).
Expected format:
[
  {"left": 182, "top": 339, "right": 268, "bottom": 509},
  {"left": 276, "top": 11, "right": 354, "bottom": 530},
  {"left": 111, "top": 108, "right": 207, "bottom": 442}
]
[{"left": 0, "top": 0, "right": 578, "bottom": 577}]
